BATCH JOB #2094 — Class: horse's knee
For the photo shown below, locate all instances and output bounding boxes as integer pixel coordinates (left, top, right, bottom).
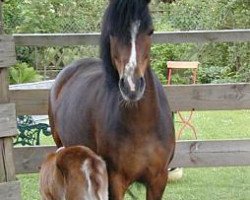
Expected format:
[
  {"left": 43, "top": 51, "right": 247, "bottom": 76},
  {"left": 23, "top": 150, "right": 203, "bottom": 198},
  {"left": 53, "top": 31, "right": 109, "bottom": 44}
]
[
  {"left": 108, "top": 173, "right": 129, "bottom": 200},
  {"left": 146, "top": 171, "right": 168, "bottom": 200}
]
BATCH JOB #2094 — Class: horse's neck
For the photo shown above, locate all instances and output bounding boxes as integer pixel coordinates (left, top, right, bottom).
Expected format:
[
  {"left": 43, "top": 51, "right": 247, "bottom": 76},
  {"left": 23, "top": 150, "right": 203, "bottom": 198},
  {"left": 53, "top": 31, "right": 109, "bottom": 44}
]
[
  {"left": 143, "top": 69, "right": 159, "bottom": 111},
  {"left": 139, "top": 69, "right": 158, "bottom": 110},
  {"left": 121, "top": 69, "right": 159, "bottom": 125}
]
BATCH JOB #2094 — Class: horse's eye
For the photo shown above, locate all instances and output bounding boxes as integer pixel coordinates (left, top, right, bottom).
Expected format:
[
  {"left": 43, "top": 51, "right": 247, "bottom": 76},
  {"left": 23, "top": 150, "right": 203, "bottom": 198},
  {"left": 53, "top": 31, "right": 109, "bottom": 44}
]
[{"left": 148, "top": 29, "right": 154, "bottom": 36}]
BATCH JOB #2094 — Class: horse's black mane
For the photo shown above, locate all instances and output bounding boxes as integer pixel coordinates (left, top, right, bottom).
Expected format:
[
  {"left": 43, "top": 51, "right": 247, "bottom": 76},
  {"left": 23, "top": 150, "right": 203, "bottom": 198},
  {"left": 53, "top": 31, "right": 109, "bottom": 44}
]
[{"left": 100, "top": 0, "right": 152, "bottom": 89}]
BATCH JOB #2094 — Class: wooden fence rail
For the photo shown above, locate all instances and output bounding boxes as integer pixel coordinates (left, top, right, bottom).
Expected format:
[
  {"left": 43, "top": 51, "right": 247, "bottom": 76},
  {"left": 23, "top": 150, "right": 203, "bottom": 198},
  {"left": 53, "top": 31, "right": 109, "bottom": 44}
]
[
  {"left": 13, "top": 29, "right": 250, "bottom": 46},
  {"left": 13, "top": 139, "right": 250, "bottom": 174},
  {"left": 9, "top": 82, "right": 250, "bottom": 115},
  {"left": 9, "top": 81, "right": 250, "bottom": 174}
]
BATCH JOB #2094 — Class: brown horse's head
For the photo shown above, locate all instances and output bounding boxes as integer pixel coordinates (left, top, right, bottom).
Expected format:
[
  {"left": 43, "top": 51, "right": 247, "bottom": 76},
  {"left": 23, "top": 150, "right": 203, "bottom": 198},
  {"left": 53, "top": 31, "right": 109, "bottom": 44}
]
[{"left": 101, "top": 0, "right": 153, "bottom": 102}]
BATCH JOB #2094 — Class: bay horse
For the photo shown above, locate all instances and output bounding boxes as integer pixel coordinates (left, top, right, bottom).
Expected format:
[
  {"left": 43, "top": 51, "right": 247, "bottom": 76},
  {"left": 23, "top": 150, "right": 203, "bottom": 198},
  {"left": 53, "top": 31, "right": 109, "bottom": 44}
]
[
  {"left": 39, "top": 146, "right": 108, "bottom": 200},
  {"left": 48, "top": 0, "right": 175, "bottom": 199}
]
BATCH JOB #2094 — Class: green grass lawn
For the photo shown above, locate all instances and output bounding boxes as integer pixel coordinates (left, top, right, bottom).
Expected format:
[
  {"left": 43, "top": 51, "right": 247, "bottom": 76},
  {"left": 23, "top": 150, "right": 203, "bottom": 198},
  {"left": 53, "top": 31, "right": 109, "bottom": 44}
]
[{"left": 18, "top": 110, "right": 250, "bottom": 199}]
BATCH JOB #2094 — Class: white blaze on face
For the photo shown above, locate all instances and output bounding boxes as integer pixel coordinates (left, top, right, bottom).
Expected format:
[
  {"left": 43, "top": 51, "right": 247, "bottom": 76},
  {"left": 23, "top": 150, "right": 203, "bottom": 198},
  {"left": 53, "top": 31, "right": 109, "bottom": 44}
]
[{"left": 124, "top": 21, "right": 140, "bottom": 92}]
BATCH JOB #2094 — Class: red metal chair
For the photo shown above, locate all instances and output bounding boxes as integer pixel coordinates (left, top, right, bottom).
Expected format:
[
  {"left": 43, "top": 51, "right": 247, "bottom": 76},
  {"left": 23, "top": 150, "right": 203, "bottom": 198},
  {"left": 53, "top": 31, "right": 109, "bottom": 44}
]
[{"left": 167, "top": 61, "right": 200, "bottom": 140}]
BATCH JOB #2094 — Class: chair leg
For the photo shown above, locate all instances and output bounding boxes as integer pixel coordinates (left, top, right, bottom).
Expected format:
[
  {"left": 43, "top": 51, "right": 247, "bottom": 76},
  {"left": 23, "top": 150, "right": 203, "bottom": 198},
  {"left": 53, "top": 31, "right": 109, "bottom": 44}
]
[{"left": 176, "top": 111, "right": 197, "bottom": 139}]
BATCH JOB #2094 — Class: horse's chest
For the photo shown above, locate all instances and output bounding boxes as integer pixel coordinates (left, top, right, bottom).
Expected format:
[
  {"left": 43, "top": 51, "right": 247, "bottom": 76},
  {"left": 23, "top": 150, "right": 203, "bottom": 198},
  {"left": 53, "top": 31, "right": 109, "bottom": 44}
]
[{"left": 104, "top": 132, "right": 168, "bottom": 177}]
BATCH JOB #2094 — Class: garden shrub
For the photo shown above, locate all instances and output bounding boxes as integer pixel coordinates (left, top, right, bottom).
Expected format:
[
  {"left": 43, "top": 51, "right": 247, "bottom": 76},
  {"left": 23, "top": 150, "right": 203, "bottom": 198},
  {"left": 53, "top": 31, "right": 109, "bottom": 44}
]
[{"left": 9, "top": 62, "right": 43, "bottom": 84}]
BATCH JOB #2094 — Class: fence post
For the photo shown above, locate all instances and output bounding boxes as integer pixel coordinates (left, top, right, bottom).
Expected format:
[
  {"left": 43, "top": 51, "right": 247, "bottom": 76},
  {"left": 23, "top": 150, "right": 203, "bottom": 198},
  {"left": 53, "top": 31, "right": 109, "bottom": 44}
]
[{"left": 0, "top": 35, "right": 21, "bottom": 199}]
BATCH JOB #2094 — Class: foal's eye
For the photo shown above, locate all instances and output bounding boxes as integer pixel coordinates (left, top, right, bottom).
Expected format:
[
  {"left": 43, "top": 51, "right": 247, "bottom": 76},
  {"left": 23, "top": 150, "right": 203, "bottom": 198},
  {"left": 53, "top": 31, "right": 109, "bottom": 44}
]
[{"left": 148, "top": 29, "right": 154, "bottom": 36}]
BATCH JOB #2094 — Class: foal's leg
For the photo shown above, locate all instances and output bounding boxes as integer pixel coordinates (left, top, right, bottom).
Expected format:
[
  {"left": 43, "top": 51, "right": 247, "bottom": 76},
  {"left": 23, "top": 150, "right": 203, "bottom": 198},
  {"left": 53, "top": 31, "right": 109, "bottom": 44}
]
[
  {"left": 109, "top": 172, "right": 129, "bottom": 200},
  {"left": 146, "top": 170, "right": 168, "bottom": 200}
]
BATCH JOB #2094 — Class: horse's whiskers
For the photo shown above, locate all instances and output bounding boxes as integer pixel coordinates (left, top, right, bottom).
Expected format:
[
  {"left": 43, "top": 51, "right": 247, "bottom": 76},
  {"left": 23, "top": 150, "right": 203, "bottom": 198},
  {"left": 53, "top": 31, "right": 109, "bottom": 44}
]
[{"left": 119, "top": 97, "right": 138, "bottom": 109}]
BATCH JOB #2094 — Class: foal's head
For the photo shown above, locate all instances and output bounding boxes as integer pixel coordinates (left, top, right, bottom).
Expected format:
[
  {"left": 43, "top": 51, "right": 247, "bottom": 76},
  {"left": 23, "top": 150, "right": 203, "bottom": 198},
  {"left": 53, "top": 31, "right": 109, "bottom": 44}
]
[
  {"left": 101, "top": 0, "right": 153, "bottom": 102},
  {"left": 39, "top": 146, "right": 108, "bottom": 200}
]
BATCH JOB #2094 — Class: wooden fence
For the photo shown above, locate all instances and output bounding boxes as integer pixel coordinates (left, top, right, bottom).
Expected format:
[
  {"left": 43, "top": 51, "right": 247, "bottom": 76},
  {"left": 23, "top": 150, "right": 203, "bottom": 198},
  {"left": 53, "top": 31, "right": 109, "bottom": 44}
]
[
  {"left": 6, "top": 29, "right": 250, "bottom": 174},
  {"left": 10, "top": 81, "right": 250, "bottom": 173},
  {"left": 0, "top": 35, "right": 21, "bottom": 200}
]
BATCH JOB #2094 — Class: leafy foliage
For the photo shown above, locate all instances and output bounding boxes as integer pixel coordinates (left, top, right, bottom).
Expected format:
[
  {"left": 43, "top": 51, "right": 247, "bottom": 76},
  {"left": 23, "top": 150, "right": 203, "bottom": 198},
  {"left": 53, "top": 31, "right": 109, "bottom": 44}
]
[
  {"left": 149, "top": 0, "right": 250, "bottom": 84},
  {"left": 3, "top": 0, "right": 106, "bottom": 33},
  {"left": 9, "top": 62, "right": 43, "bottom": 84},
  {"left": 151, "top": 43, "right": 200, "bottom": 84},
  {"left": 2, "top": 0, "right": 250, "bottom": 83}
]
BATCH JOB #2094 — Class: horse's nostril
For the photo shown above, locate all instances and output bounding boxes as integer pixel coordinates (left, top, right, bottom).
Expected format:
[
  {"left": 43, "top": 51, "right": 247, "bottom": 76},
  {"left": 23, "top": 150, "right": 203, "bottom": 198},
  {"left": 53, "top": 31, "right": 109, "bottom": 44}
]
[
  {"left": 120, "top": 77, "right": 125, "bottom": 87},
  {"left": 139, "top": 77, "right": 144, "bottom": 87},
  {"left": 138, "top": 77, "right": 145, "bottom": 90},
  {"left": 119, "top": 76, "right": 129, "bottom": 95}
]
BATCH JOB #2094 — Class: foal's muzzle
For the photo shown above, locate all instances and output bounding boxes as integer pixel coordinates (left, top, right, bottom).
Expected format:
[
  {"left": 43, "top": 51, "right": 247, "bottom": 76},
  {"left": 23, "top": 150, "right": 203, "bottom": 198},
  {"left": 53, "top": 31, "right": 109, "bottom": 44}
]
[{"left": 119, "top": 75, "right": 146, "bottom": 102}]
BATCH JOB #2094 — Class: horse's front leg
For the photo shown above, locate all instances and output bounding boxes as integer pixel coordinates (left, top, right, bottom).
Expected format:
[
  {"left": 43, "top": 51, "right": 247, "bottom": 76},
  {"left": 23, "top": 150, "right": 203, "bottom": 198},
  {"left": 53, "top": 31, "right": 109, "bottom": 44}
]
[
  {"left": 146, "top": 169, "right": 168, "bottom": 200},
  {"left": 108, "top": 171, "right": 129, "bottom": 200}
]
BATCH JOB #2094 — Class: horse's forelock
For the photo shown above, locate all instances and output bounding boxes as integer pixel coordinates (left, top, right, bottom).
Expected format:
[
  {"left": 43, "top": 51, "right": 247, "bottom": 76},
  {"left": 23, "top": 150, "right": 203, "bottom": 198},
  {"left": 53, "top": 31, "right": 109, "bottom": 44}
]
[{"left": 106, "top": 0, "right": 152, "bottom": 43}]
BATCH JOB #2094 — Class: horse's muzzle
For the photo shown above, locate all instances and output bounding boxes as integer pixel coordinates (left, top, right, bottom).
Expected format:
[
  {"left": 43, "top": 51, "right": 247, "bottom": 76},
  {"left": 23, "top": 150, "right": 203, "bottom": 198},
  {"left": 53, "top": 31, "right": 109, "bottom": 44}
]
[{"left": 119, "top": 75, "right": 145, "bottom": 102}]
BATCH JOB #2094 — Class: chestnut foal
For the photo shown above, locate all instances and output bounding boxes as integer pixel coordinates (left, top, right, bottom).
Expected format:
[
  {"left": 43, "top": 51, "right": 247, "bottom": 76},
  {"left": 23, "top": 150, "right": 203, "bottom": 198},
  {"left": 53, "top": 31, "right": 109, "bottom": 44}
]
[{"left": 39, "top": 146, "right": 108, "bottom": 200}]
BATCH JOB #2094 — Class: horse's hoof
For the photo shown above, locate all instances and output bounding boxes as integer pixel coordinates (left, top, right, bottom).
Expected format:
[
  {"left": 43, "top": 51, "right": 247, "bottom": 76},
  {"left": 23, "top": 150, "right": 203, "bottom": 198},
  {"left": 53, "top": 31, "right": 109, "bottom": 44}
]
[{"left": 168, "top": 167, "right": 183, "bottom": 182}]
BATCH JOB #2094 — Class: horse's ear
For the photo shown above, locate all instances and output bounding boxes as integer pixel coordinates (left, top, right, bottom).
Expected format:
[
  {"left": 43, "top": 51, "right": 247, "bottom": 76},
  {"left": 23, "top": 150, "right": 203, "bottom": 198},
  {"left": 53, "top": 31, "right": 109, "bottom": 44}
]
[{"left": 145, "top": 0, "right": 151, "bottom": 4}]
